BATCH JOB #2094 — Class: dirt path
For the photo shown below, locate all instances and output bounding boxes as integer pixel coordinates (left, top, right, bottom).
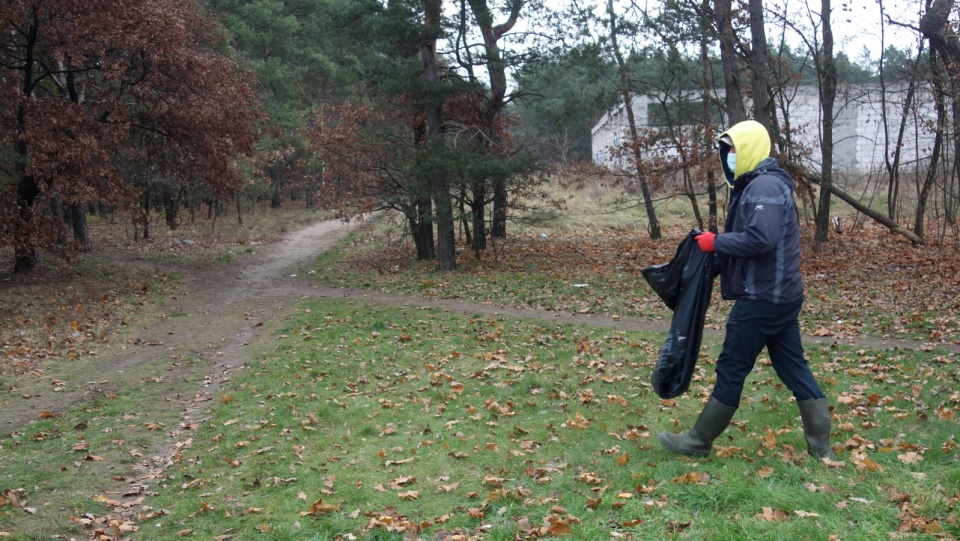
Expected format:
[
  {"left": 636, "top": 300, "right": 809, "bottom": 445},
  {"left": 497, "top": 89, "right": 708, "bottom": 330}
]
[
  {"left": 4, "top": 218, "right": 364, "bottom": 433},
  {"left": 6, "top": 217, "right": 958, "bottom": 435}
]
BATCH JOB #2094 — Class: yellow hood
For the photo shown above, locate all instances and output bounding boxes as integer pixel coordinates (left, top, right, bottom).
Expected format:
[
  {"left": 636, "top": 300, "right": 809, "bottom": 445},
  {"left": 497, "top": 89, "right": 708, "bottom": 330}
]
[{"left": 719, "top": 120, "right": 771, "bottom": 186}]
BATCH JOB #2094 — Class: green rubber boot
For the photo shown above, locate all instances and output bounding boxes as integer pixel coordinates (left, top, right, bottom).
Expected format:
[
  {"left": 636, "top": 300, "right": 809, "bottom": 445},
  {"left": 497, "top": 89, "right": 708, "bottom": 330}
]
[
  {"left": 658, "top": 396, "right": 738, "bottom": 457},
  {"left": 797, "top": 397, "right": 837, "bottom": 460}
]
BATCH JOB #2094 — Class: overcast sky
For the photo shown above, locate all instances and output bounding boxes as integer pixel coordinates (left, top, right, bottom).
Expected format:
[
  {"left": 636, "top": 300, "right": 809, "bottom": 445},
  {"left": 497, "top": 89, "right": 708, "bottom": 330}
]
[
  {"left": 508, "top": 0, "right": 925, "bottom": 62},
  {"left": 771, "top": 0, "right": 923, "bottom": 60}
]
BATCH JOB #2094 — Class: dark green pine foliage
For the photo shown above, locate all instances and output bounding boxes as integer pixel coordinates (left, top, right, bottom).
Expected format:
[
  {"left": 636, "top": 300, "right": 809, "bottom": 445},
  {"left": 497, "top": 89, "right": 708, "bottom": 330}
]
[{"left": 512, "top": 45, "right": 619, "bottom": 164}]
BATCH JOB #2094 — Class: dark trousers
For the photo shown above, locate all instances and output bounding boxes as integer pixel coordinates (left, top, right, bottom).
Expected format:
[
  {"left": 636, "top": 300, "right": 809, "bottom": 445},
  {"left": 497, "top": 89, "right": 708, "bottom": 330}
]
[{"left": 712, "top": 298, "right": 825, "bottom": 407}]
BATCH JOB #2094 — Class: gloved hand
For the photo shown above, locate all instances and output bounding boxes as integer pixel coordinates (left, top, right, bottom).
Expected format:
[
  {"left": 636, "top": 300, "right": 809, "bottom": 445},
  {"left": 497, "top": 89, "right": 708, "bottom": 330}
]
[{"left": 695, "top": 231, "right": 716, "bottom": 252}]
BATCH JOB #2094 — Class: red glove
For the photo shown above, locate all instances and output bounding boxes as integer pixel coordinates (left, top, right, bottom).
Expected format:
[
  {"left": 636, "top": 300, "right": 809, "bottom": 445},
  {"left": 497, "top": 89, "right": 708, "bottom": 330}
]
[{"left": 695, "top": 231, "right": 716, "bottom": 252}]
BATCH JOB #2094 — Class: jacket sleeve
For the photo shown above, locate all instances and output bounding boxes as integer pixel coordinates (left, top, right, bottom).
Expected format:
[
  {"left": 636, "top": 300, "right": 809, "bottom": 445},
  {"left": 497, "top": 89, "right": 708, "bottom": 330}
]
[{"left": 714, "top": 177, "right": 786, "bottom": 258}]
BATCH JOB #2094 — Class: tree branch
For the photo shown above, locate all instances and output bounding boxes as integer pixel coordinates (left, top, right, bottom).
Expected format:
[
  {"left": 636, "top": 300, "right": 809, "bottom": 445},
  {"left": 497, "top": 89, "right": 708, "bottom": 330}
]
[{"left": 804, "top": 172, "right": 924, "bottom": 244}]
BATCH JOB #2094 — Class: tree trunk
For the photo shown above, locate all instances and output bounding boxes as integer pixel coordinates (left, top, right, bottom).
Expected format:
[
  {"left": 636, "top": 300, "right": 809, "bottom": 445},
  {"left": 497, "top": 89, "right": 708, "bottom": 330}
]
[
  {"left": 14, "top": 176, "right": 40, "bottom": 272},
  {"left": 415, "top": 198, "right": 436, "bottom": 260},
  {"left": 700, "top": 6, "right": 719, "bottom": 231},
  {"left": 14, "top": 18, "right": 40, "bottom": 272},
  {"left": 465, "top": 0, "right": 521, "bottom": 240},
  {"left": 915, "top": 47, "right": 946, "bottom": 240},
  {"left": 71, "top": 203, "right": 90, "bottom": 252},
  {"left": 459, "top": 196, "right": 473, "bottom": 246},
  {"left": 814, "top": 0, "right": 837, "bottom": 245},
  {"left": 13, "top": 243, "right": 39, "bottom": 272},
  {"left": 270, "top": 184, "right": 282, "bottom": 208},
  {"left": 51, "top": 198, "right": 69, "bottom": 244},
  {"left": 269, "top": 160, "right": 283, "bottom": 209},
  {"left": 422, "top": 0, "right": 455, "bottom": 271},
  {"left": 888, "top": 80, "right": 918, "bottom": 221},
  {"left": 715, "top": 0, "right": 746, "bottom": 124},
  {"left": 141, "top": 183, "right": 152, "bottom": 241},
  {"left": 683, "top": 170, "right": 705, "bottom": 229},
  {"left": 471, "top": 182, "right": 487, "bottom": 254},
  {"left": 163, "top": 183, "right": 179, "bottom": 230},
  {"left": 747, "top": 0, "right": 773, "bottom": 131},
  {"left": 491, "top": 179, "right": 507, "bottom": 238},
  {"left": 920, "top": 0, "right": 960, "bottom": 226},
  {"left": 607, "top": 0, "right": 661, "bottom": 239},
  {"left": 879, "top": 42, "right": 923, "bottom": 223}
]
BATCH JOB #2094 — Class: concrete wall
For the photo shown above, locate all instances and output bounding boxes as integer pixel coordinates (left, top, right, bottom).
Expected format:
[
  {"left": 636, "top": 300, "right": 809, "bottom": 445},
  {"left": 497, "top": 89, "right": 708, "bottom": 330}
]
[{"left": 591, "top": 84, "right": 938, "bottom": 174}]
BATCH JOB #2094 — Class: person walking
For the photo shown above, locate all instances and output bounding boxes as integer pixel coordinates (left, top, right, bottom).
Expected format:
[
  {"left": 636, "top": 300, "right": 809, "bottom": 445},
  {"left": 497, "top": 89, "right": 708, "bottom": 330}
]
[{"left": 657, "top": 119, "right": 837, "bottom": 460}]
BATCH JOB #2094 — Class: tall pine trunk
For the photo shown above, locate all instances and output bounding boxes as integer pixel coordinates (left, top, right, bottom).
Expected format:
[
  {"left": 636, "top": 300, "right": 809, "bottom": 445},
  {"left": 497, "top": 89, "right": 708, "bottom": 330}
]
[
  {"left": 465, "top": 0, "right": 521, "bottom": 240},
  {"left": 422, "top": 0, "right": 455, "bottom": 270},
  {"left": 415, "top": 198, "right": 436, "bottom": 260}
]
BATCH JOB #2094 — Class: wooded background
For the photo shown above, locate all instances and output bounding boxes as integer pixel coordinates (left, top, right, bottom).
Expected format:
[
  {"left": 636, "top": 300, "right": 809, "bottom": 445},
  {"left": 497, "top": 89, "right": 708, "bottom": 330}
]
[{"left": 2, "top": 0, "right": 957, "bottom": 273}]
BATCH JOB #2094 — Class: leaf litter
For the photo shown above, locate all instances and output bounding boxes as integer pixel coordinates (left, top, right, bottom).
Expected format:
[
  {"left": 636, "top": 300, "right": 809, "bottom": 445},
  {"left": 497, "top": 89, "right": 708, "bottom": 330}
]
[{"left": 2, "top": 220, "right": 959, "bottom": 540}]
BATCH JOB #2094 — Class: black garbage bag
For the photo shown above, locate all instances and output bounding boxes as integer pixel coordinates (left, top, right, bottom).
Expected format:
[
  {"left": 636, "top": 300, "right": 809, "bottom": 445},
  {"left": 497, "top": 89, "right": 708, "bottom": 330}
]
[{"left": 641, "top": 230, "right": 715, "bottom": 399}]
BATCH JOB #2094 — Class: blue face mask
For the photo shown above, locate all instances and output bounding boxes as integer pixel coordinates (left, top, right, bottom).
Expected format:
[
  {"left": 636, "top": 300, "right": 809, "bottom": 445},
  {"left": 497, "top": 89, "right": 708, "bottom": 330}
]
[{"left": 726, "top": 153, "right": 737, "bottom": 176}]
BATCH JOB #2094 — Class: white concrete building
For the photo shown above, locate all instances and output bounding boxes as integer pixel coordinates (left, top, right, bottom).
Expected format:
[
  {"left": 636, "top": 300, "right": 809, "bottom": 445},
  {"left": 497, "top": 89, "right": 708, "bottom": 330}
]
[{"left": 591, "top": 84, "right": 938, "bottom": 175}]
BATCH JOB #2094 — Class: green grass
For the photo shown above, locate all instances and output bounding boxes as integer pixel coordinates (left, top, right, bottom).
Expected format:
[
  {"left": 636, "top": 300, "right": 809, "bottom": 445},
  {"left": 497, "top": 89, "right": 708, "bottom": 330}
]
[
  {"left": 312, "top": 222, "right": 960, "bottom": 345},
  {"left": 0, "top": 372, "right": 199, "bottom": 539},
  {"left": 2, "top": 188, "right": 958, "bottom": 540},
  {"left": 4, "top": 298, "right": 955, "bottom": 539}
]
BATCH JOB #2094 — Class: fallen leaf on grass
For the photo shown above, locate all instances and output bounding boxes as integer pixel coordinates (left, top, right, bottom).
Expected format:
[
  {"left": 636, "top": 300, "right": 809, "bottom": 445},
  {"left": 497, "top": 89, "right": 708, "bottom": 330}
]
[
  {"left": 565, "top": 412, "right": 590, "bottom": 429},
  {"left": 671, "top": 472, "right": 710, "bottom": 485},
  {"left": 851, "top": 450, "right": 884, "bottom": 472},
  {"left": 390, "top": 476, "right": 416, "bottom": 488},
  {"left": 898, "top": 452, "right": 924, "bottom": 464},
  {"left": 756, "top": 506, "right": 791, "bottom": 522},
  {"left": 577, "top": 472, "right": 603, "bottom": 485},
  {"left": 467, "top": 506, "right": 485, "bottom": 519},
  {"left": 482, "top": 475, "right": 507, "bottom": 487},
  {"left": 539, "top": 513, "right": 579, "bottom": 536},
  {"left": 300, "top": 498, "right": 342, "bottom": 516}
]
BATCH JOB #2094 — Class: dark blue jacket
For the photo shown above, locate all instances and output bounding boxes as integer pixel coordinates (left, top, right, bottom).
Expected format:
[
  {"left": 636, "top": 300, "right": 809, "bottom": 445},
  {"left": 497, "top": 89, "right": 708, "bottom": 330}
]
[{"left": 714, "top": 157, "right": 803, "bottom": 304}]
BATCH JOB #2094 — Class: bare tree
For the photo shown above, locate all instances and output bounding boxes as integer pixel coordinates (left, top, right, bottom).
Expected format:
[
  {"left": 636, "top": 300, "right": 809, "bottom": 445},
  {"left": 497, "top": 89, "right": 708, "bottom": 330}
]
[
  {"left": 920, "top": 0, "right": 960, "bottom": 227},
  {"left": 747, "top": 0, "right": 774, "bottom": 131},
  {"left": 715, "top": 0, "right": 747, "bottom": 124},
  {"left": 700, "top": 0, "right": 720, "bottom": 231},
  {"left": 813, "top": 0, "right": 837, "bottom": 244},
  {"left": 606, "top": 0, "right": 662, "bottom": 239},
  {"left": 915, "top": 45, "right": 945, "bottom": 239}
]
